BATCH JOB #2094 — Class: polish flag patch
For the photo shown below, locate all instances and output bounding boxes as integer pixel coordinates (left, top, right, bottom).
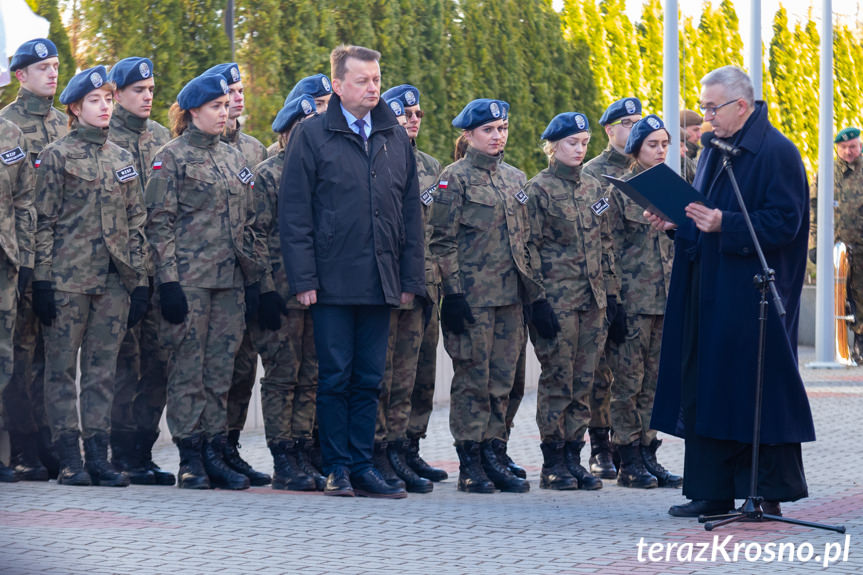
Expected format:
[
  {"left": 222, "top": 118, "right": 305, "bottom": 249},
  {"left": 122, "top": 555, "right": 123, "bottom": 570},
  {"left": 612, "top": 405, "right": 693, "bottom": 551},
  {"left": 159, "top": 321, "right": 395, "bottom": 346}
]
[
  {"left": 438, "top": 180, "right": 448, "bottom": 189},
  {"left": 153, "top": 161, "right": 162, "bottom": 170},
  {"left": 34, "top": 158, "right": 41, "bottom": 168}
]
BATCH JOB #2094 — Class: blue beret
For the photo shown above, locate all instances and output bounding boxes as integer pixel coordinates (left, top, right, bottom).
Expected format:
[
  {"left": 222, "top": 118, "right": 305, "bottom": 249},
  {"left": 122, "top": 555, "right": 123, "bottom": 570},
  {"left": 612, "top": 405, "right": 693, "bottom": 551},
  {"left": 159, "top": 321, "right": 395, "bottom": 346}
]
[
  {"left": 624, "top": 114, "right": 666, "bottom": 155},
  {"left": 108, "top": 57, "right": 154, "bottom": 89},
  {"left": 204, "top": 62, "right": 242, "bottom": 85},
  {"left": 177, "top": 74, "right": 230, "bottom": 111},
  {"left": 836, "top": 127, "right": 861, "bottom": 143},
  {"left": 599, "top": 97, "right": 642, "bottom": 126},
  {"left": 541, "top": 112, "right": 590, "bottom": 141},
  {"left": 59, "top": 66, "right": 109, "bottom": 105},
  {"left": 382, "top": 84, "right": 420, "bottom": 109},
  {"left": 10, "top": 38, "right": 58, "bottom": 71},
  {"left": 385, "top": 97, "right": 404, "bottom": 117},
  {"left": 272, "top": 94, "right": 316, "bottom": 133},
  {"left": 286, "top": 73, "right": 332, "bottom": 102},
  {"left": 452, "top": 99, "right": 509, "bottom": 130}
]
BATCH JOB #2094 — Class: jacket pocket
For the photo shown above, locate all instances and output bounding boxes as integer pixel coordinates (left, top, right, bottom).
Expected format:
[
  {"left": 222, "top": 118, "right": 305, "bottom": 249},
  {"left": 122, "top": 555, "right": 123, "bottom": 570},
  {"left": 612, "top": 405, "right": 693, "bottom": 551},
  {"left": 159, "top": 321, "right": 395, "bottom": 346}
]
[
  {"left": 460, "top": 190, "right": 496, "bottom": 231},
  {"left": 179, "top": 164, "right": 216, "bottom": 209},
  {"left": 63, "top": 159, "right": 97, "bottom": 205},
  {"left": 315, "top": 209, "right": 335, "bottom": 259}
]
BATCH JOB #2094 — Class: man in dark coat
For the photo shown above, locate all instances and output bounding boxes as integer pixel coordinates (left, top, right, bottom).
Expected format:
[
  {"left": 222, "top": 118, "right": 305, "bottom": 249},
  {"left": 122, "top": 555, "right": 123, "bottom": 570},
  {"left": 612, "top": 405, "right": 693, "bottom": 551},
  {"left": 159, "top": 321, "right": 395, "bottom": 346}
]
[
  {"left": 279, "top": 45, "right": 425, "bottom": 499},
  {"left": 647, "top": 65, "right": 815, "bottom": 518}
]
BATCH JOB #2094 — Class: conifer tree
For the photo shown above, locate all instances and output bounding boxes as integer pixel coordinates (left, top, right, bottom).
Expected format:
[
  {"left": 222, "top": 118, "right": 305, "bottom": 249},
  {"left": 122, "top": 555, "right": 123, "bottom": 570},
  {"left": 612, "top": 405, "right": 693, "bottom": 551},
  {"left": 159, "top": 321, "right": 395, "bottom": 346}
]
[{"left": 636, "top": 0, "right": 663, "bottom": 114}]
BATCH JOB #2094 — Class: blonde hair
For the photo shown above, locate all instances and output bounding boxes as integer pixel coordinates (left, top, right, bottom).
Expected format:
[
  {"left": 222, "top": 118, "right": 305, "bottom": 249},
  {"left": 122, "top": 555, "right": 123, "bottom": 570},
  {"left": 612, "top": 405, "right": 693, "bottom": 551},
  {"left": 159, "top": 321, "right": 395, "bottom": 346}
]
[
  {"left": 542, "top": 140, "right": 557, "bottom": 158},
  {"left": 169, "top": 102, "right": 191, "bottom": 137}
]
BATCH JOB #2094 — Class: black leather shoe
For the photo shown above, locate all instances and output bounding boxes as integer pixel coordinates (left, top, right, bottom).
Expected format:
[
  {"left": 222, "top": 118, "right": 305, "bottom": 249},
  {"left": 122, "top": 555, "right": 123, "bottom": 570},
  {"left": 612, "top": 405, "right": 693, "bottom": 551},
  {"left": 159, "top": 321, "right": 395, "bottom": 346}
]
[
  {"left": 323, "top": 466, "right": 354, "bottom": 497},
  {"left": 761, "top": 501, "right": 782, "bottom": 516},
  {"left": 668, "top": 499, "right": 734, "bottom": 518},
  {"left": 350, "top": 468, "right": 407, "bottom": 499}
]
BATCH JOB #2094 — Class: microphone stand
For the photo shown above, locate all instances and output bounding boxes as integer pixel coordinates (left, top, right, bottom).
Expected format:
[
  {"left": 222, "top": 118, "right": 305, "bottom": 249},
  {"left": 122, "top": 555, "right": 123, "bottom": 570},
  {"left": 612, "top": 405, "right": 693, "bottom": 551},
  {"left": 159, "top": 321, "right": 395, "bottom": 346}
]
[{"left": 697, "top": 152, "right": 845, "bottom": 534}]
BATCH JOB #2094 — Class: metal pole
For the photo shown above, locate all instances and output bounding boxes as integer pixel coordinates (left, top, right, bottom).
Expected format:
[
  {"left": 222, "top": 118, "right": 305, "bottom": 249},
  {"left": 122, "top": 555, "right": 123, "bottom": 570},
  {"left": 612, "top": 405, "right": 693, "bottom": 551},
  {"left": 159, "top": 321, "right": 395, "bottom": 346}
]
[
  {"left": 810, "top": 0, "right": 841, "bottom": 368},
  {"left": 663, "top": 0, "right": 680, "bottom": 175},
  {"left": 749, "top": 0, "right": 762, "bottom": 99},
  {"left": 225, "top": 0, "right": 235, "bottom": 60}
]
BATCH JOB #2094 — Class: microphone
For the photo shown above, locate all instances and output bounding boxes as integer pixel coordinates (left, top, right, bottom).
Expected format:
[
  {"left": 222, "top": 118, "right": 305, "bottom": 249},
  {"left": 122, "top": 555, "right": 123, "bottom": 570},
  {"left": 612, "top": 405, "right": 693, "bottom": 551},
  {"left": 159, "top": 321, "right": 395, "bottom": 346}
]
[{"left": 701, "top": 132, "right": 741, "bottom": 157}]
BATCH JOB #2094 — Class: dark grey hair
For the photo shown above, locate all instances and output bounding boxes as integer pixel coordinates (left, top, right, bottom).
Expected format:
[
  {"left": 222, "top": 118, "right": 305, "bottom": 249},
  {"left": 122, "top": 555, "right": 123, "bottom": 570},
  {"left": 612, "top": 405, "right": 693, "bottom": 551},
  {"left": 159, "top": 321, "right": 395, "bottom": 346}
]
[{"left": 701, "top": 65, "right": 755, "bottom": 107}]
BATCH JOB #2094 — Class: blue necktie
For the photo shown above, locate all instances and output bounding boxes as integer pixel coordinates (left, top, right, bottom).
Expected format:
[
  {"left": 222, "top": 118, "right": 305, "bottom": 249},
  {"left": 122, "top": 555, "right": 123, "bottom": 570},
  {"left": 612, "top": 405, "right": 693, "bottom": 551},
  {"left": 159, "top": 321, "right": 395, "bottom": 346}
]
[{"left": 354, "top": 118, "right": 368, "bottom": 142}]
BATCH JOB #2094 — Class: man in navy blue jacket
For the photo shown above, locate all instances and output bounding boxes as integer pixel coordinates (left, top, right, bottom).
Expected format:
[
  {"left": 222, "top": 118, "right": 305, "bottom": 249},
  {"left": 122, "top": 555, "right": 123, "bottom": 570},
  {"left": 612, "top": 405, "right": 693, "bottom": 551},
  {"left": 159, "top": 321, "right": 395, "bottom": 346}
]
[
  {"left": 647, "top": 66, "right": 814, "bottom": 518},
  {"left": 279, "top": 45, "right": 425, "bottom": 498}
]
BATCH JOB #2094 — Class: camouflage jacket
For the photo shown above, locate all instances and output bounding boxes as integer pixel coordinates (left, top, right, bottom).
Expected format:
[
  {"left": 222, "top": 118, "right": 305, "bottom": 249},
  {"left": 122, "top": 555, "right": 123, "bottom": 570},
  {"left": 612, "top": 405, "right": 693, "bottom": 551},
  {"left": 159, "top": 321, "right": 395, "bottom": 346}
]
[
  {"left": 0, "top": 88, "right": 68, "bottom": 167},
  {"left": 145, "top": 125, "right": 263, "bottom": 289},
  {"left": 607, "top": 163, "right": 674, "bottom": 315},
  {"left": 266, "top": 140, "right": 280, "bottom": 159},
  {"left": 108, "top": 104, "right": 171, "bottom": 188},
  {"left": 685, "top": 140, "right": 699, "bottom": 160},
  {"left": 34, "top": 124, "right": 147, "bottom": 294},
  {"left": 811, "top": 155, "right": 863, "bottom": 247},
  {"left": 525, "top": 158, "right": 618, "bottom": 311},
  {"left": 429, "top": 146, "right": 543, "bottom": 308},
  {"left": 403, "top": 146, "right": 442, "bottom": 309},
  {"left": 582, "top": 144, "right": 631, "bottom": 185},
  {"left": 222, "top": 123, "right": 267, "bottom": 167},
  {"left": 252, "top": 150, "right": 306, "bottom": 310},
  {"left": 0, "top": 118, "right": 36, "bottom": 270}
]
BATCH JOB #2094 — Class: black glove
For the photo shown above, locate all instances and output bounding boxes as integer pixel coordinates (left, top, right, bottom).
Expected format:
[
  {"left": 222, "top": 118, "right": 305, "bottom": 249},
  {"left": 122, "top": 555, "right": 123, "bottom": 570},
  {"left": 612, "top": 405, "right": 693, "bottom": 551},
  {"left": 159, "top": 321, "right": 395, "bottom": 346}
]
[
  {"left": 31, "top": 281, "right": 56, "bottom": 326},
  {"left": 159, "top": 281, "right": 188, "bottom": 324},
  {"left": 244, "top": 282, "right": 261, "bottom": 322},
  {"left": 419, "top": 294, "right": 434, "bottom": 329},
  {"left": 808, "top": 247, "right": 817, "bottom": 264},
  {"left": 441, "top": 293, "right": 475, "bottom": 335},
  {"left": 258, "top": 291, "right": 286, "bottom": 331},
  {"left": 531, "top": 299, "right": 561, "bottom": 339},
  {"left": 608, "top": 302, "right": 627, "bottom": 345},
  {"left": 17, "top": 267, "right": 33, "bottom": 294},
  {"left": 606, "top": 295, "right": 619, "bottom": 325},
  {"left": 127, "top": 285, "right": 150, "bottom": 328}
]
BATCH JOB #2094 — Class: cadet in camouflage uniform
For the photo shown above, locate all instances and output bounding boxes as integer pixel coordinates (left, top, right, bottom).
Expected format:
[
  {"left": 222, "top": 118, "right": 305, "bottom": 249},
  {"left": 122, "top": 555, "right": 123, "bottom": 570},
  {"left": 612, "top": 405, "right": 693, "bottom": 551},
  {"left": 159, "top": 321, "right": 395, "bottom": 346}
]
[
  {"left": 810, "top": 127, "right": 863, "bottom": 360},
  {"left": 525, "top": 113, "right": 620, "bottom": 492},
  {"left": 146, "top": 74, "right": 263, "bottom": 490},
  {"left": 203, "top": 63, "right": 271, "bottom": 486},
  {"left": 430, "top": 99, "right": 556, "bottom": 494},
  {"left": 250, "top": 94, "right": 322, "bottom": 492},
  {"left": 0, "top": 117, "right": 36, "bottom": 482},
  {"left": 105, "top": 57, "right": 174, "bottom": 486},
  {"left": 33, "top": 66, "right": 150, "bottom": 488},
  {"left": 581, "top": 96, "right": 642, "bottom": 480},
  {"left": 606, "top": 115, "right": 680, "bottom": 489},
  {"left": 266, "top": 74, "right": 332, "bottom": 158},
  {"left": 680, "top": 109, "right": 702, "bottom": 162},
  {"left": 1, "top": 38, "right": 67, "bottom": 480}
]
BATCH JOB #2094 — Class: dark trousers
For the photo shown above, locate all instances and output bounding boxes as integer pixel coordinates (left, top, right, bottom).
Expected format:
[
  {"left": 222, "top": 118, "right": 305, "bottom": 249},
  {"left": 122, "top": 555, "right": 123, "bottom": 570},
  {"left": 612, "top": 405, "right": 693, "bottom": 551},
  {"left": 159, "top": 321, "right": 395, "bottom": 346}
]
[{"left": 311, "top": 304, "right": 390, "bottom": 474}]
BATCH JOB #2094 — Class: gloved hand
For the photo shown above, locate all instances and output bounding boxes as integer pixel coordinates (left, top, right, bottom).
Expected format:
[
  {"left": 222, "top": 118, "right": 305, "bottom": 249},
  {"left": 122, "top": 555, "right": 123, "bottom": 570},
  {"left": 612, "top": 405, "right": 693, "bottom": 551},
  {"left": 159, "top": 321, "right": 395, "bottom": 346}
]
[
  {"left": 808, "top": 247, "right": 817, "bottom": 264},
  {"left": 608, "top": 301, "right": 627, "bottom": 345},
  {"left": 159, "top": 281, "right": 188, "bottom": 324},
  {"left": 127, "top": 285, "right": 150, "bottom": 328},
  {"left": 17, "top": 267, "right": 33, "bottom": 294},
  {"left": 606, "top": 295, "right": 619, "bottom": 325},
  {"left": 31, "top": 281, "right": 56, "bottom": 326},
  {"left": 244, "top": 282, "right": 261, "bottom": 322},
  {"left": 531, "top": 299, "right": 561, "bottom": 339},
  {"left": 441, "top": 293, "right": 475, "bottom": 335},
  {"left": 258, "top": 291, "right": 286, "bottom": 331}
]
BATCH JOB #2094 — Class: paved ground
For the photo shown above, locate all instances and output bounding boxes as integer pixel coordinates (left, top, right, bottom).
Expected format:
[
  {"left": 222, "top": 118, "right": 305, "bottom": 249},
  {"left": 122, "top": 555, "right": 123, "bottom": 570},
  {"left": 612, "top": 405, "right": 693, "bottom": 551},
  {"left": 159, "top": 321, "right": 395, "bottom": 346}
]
[{"left": 1, "top": 346, "right": 861, "bottom": 574}]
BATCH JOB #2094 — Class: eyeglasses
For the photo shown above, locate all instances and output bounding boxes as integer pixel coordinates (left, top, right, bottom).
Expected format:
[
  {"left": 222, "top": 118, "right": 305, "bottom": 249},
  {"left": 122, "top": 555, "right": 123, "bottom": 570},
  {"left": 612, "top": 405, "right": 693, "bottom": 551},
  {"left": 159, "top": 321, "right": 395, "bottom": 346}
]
[
  {"left": 405, "top": 109, "right": 424, "bottom": 119},
  {"left": 609, "top": 118, "right": 637, "bottom": 128},
  {"left": 699, "top": 98, "right": 739, "bottom": 116}
]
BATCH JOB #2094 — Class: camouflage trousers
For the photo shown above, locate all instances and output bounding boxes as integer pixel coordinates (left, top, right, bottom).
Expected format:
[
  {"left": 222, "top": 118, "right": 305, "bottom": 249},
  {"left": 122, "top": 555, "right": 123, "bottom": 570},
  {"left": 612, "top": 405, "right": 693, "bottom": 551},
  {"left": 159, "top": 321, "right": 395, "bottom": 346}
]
[
  {"left": 226, "top": 329, "right": 258, "bottom": 432},
  {"left": 376, "top": 306, "right": 424, "bottom": 442},
  {"left": 505, "top": 340, "right": 526, "bottom": 439},
  {"left": 407, "top": 307, "right": 438, "bottom": 439},
  {"left": 444, "top": 304, "right": 524, "bottom": 443},
  {"left": 3, "top": 283, "right": 46, "bottom": 435},
  {"left": 158, "top": 286, "right": 244, "bottom": 440},
  {"left": 532, "top": 306, "right": 606, "bottom": 442},
  {"left": 608, "top": 313, "right": 663, "bottom": 446},
  {"left": 251, "top": 308, "right": 317, "bottom": 444},
  {"left": 589, "top": 350, "right": 613, "bottom": 428},
  {"left": 43, "top": 274, "right": 129, "bottom": 440},
  {"left": 111, "top": 299, "right": 167, "bottom": 435},
  {"left": 849, "top": 251, "right": 863, "bottom": 335},
  {"left": 0, "top": 261, "right": 18, "bottom": 430}
]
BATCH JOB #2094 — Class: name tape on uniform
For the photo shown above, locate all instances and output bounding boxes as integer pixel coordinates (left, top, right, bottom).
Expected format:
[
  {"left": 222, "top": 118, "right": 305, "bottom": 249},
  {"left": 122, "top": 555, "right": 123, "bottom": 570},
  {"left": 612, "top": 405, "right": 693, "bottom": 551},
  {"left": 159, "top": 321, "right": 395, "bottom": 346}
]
[
  {"left": 591, "top": 197, "right": 610, "bottom": 216},
  {"left": 420, "top": 183, "right": 437, "bottom": 206},
  {"left": 515, "top": 189, "right": 529, "bottom": 205},
  {"left": 237, "top": 167, "right": 254, "bottom": 184},
  {"left": 0, "top": 147, "right": 26, "bottom": 165},
  {"left": 115, "top": 165, "right": 139, "bottom": 183}
]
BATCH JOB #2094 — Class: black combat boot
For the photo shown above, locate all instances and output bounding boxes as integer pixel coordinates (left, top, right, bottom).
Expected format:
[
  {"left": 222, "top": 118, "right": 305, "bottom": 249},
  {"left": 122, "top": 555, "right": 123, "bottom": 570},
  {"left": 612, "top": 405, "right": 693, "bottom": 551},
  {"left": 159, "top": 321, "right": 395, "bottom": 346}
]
[
  {"left": 138, "top": 430, "right": 176, "bottom": 486},
  {"left": 10, "top": 432, "right": 49, "bottom": 481},
  {"left": 84, "top": 432, "right": 130, "bottom": 487},
  {"left": 54, "top": 431, "right": 91, "bottom": 486},
  {"left": 38, "top": 426, "right": 60, "bottom": 479},
  {"left": 491, "top": 439, "right": 527, "bottom": 479},
  {"left": 480, "top": 440, "right": 530, "bottom": 493},
  {"left": 455, "top": 441, "right": 495, "bottom": 493},
  {"left": 0, "top": 460, "right": 18, "bottom": 482},
  {"left": 564, "top": 441, "right": 603, "bottom": 490},
  {"left": 616, "top": 440, "right": 658, "bottom": 489},
  {"left": 111, "top": 429, "right": 155, "bottom": 485},
  {"left": 223, "top": 429, "right": 271, "bottom": 486},
  {"left": 387, "top": 439, "right": 433, "bottom": 493},
  {"left": 588, "top": 427, "right": 618, "bottom": 479},
  {"left": 405, "top": 435, "right": 448, "bottom": 481},
  {"left": 269, "top": 439, "right": 316, "bottom": 491},
  {"left": 373, "top": 441, "right": 406, "bottom": 489},
  {"left": 295, "top": 437, "right": 326, "bottom": 491},
  {"left": 641, "top": 438, "right": 682, "bottom": 488},
  {"left": 203, "top": 434, "right": 250, "bottom": 490},
  {"left": 539, "top": 441, "right": 578, "bottom": 490},
  {"left": 175, "top": 434, "right": 210, "bottom": 489}
]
